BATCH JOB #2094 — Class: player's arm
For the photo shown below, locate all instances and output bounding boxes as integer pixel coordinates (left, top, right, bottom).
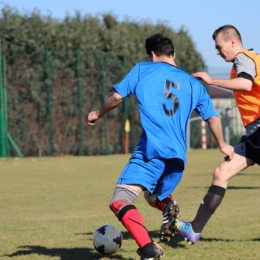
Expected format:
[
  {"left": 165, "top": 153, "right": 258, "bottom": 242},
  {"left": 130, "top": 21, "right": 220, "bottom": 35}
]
[
  {"left": 206, "top": 116, "right": 234, "bottom": 161},
  {"left": 192, "top": 72, "right": 253, "bottom": 91},
  {"left": 88, "top": 90, "right": 123, "bottom": 125}
]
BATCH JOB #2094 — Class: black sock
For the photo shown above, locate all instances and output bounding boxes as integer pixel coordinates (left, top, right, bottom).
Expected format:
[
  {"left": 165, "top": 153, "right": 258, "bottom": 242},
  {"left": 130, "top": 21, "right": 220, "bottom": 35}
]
[{"left": 191, "top": 185, "right": 226, "bottom": 233}]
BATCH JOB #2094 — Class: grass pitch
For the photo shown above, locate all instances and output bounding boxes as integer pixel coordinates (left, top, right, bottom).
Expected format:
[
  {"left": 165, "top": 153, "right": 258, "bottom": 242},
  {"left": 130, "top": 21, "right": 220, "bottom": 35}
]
[{"left": 0, "top": 150, "right": 259, "bottom": 260}]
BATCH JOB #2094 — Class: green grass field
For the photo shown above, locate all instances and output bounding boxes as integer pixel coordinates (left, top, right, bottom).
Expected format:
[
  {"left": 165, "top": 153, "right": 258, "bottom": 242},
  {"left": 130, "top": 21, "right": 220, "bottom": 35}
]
[{"left": 0, "top": 150, "right": 259, "bottom": 260}]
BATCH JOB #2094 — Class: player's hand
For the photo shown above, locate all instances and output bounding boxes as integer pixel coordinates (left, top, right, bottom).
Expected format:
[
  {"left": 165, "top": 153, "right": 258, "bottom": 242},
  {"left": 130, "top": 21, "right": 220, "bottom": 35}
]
[
  {"left": 219, "top": 144, "right": 234, "bottom": 162},
  {"left": 192, "top": 72, "right": 214, "bottom": 85},
  {"left": 88, "top": 111, "right": 99, "bottom": 125}
]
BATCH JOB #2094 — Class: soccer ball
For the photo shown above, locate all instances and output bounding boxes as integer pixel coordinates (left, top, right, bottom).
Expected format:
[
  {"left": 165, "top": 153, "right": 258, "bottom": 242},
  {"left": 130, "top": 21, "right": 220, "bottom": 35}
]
[{"left": 93, "top": 225, "right": 123, "bottom": 255}]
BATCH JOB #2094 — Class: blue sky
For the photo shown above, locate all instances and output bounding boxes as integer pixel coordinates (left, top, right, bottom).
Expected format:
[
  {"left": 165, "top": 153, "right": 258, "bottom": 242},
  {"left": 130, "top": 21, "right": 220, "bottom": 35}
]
[{"left": 3, "top": 0, "right": 260, "bottom": 72}]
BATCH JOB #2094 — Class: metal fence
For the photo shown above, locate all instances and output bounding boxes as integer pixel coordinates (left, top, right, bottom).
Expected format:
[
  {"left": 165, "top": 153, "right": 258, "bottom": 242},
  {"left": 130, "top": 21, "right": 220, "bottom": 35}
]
[
  {"left": 0, "top": 40, "right": 143, "bottom": 157},
  {"left": 0, "top": 40, "right": 242, "bottom": 157}
]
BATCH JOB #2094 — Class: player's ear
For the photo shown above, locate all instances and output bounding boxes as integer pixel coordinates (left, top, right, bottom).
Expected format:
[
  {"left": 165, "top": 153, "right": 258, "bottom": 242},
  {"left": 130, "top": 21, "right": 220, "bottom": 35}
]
[
  {"left": 173, "top": 53, "right": 176, "bottom": 60},
  {"left": 230, "top": 38, "right": 236, "bottom": 48}
]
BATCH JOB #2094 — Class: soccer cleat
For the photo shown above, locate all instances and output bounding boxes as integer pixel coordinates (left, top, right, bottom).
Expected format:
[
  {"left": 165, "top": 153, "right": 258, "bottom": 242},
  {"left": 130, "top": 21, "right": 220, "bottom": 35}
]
[
  {"left": 160, "top": 200, "right": 180, "bottom": 241},
  {"left": 176, "top": 220, "right": 201, "bottom": 244},
  {"left": 136, "top": 241, "right": 164, "bottom": 260}
]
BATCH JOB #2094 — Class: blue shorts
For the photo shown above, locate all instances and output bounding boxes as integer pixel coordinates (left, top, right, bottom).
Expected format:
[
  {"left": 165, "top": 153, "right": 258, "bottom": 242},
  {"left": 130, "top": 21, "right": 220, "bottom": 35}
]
[
  {"left": 235, "top": 128, "right": 260, "bottom": 165},
  {"left": 117, "top": 152, "right": 184, "bottom": 201}
]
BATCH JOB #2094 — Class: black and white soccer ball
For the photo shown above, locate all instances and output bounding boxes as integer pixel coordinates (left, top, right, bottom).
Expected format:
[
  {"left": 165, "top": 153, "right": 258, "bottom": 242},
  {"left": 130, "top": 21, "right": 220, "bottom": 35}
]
[{"left": 93, "top": 225, "right": 123, "bottom": 255}]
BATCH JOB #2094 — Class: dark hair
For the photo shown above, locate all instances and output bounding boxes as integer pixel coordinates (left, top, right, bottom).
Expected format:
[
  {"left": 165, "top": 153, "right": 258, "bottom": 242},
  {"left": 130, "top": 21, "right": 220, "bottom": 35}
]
[
  {"left": 145, "top": 34, "right": 174, "bottom": 57},
  {"left": 212, "top": 25, "right": 242, "bottom": 43}
]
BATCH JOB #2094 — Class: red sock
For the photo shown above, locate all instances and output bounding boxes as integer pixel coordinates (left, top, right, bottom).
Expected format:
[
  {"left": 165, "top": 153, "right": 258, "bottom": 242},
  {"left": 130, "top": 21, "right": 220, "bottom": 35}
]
[
  {"left": 121, "top": 208, "right": 152, "bottom": 248},
  {"left": 155, "top": 195, "right": 173, "bottom": 212}
]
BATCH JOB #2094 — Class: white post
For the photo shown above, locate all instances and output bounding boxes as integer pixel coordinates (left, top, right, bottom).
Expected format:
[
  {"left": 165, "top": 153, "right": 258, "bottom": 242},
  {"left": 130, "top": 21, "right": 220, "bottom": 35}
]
[
  {"left": 187, "top": 116, "right": 203, "bottom": 151},
  {"left": 201, "top": 119, "right": 207, "bottom": 149},
  {"left": 187, "top": 120, "right": 190, "bottom": 151}
]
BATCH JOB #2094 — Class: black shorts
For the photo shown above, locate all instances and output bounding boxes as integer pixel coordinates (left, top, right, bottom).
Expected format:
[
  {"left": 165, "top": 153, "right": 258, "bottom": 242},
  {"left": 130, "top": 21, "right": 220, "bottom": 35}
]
[{"left": 234, "top": 127, "right": 260, "bottom": 165}]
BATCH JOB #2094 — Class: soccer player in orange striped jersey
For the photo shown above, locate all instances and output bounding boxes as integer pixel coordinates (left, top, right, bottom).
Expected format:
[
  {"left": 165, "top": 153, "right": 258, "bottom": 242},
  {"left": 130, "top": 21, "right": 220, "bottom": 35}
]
[{"left": 176, "top": 25, "right": 260, "bottom": 244}]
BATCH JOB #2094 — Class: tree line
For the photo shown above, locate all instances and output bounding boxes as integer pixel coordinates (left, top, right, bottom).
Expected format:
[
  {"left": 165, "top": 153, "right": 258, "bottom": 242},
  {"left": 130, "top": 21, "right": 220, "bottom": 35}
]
[{"left": 0, "top": 6, "right": 206, "bottom": 156}]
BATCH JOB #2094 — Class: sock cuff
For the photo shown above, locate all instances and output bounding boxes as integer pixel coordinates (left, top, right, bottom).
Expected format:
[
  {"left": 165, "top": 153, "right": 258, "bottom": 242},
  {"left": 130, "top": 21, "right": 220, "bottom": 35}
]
[
  {"left": 208, "top": 185, "right": 226, "bottom": 197},
  {"left": 118, "top": 204, "right": 136, "bottom": 221},
  {"left": 155, "top": 196, "right": 172, "bottom": 205},
  {"left": 162, "top": 195, "right": 173, "bottom": 204}
]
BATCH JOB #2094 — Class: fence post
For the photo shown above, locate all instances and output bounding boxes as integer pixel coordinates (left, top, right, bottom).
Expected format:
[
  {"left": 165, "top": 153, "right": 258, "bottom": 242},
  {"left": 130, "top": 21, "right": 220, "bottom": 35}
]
[
  {"left": 101, "top": 53, "right": 108, "bottom": 155},
  {"left": 45, "top": 46, "right": 54, "bottom": 156},
  {"left": 2, "top": 39, "right": 8, "bottom": 156},
  {"left": 0, "top": 39, "right": 23, "bottom": 158},
  {"left": 122, "top": 56, "right": 129, "bottom": 154},
  {"left": 76, "top": 50, "right": 84, "bottom": 155},
  {"left": 0, "top": 38, "right": 6, "bottom": 157}
]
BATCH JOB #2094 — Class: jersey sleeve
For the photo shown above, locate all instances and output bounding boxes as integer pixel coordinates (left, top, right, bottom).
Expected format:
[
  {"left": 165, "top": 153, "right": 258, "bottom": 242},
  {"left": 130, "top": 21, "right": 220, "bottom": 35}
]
[
  {"left": 194, "top": 80, "right": 218, "bottom": 120},
  {"left": 113, "top": 63, "right": 140, "bottom": 98},
  {"left": 234, "top": 53, "right": 256, "bottom": 79}
]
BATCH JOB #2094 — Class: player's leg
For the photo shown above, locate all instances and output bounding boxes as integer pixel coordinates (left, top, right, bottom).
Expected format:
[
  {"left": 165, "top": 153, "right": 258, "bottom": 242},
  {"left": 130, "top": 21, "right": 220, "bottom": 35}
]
[
  {"left": 190, "top": 136, "right": 258, "bottom": 234},
  {"left": 202, "top": 130, "right": 260, "bottom": 225},
  {"left": 109, "top": 184, "right": 152, "bottom": 248},
  {"left": 109, "top": 153, "right": 164, "bottom": 259},
  {"left": 155, "top": 158, "right": 183, "bottom": 241},
  {"left": 176, "top": 153, "right": 254, "bottom": 244},
  {"left": 177, "top": 131, "right": 260, "bottom": 244},
  {"left": 144, "top": 190, "right": 179, "bottom": 241}
]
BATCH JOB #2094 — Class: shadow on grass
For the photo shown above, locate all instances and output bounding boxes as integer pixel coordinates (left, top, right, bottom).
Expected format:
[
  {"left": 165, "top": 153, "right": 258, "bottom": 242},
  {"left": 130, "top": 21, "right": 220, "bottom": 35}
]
[
  {"left": 252, "top": 237, "right": 260, "bottom": 242},
  {"left": 78, "top": 230, "right": 242, "bottom": 248},
  {"left": 173, "top": 236, "right": 260, "bottom": 243},
  {"left": 159, "top": 233, "right": 186, "bottom": 248},
  {"left": 235, "top": 172, "right": 260, "bottom": 176},
  {"left": 193, "top": 172, "right": 260, "bottom": 178},
  {"left": 3, "top": 231, "right": 167, "bottom": 260},
  {"left": 199, "top": 237, "right": 234, "bottom": 242},
  {"left": 76, "top": 231, "right": 133, "bottom": 240},
  {"left": 188, "top": 186, "right": 260, "bottom": 190},
  {"left": 227, "top": 186, "right": 260, "bottom": 190},
  {"left": 162, "top": 234, "right": 236, "bottom": 245},
  {"left": 2, "top": 245, "right": 135, "bottom": 260},
  {"left": 4, "top": 236, "right": 259, "bottom": 260},
  {"left": 79, "top": 230, "right": 186, "bottom": 248}
]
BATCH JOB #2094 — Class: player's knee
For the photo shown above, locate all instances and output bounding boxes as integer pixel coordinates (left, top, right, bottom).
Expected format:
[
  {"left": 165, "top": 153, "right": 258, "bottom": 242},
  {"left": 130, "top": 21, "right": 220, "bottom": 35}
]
[
  {"left": 109, "top": 185, "right": 139, "bottom": 220},
  {"left": 109, "top": 200, "right": 136, "bottom": 221},
  {"left": 213, "top": 166, "right": 227, "bottom": 183},
  {"left": 213, "top": 166, "right": 220, "bottom": 180},
  {"left": 109, "top": 200, "right": 128, "bottom": 216}
]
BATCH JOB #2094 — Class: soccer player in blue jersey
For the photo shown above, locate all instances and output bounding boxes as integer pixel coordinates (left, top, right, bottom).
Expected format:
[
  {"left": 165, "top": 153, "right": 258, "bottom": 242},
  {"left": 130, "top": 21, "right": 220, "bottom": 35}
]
[{"left": 88, "top": 34, "right": 234, "bottom": 260}]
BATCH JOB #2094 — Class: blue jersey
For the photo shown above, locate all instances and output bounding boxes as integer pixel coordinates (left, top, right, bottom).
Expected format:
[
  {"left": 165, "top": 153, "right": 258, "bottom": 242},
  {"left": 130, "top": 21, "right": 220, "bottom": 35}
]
[{"left": 113, "top": 62, "right": 217, "bottom": 164}]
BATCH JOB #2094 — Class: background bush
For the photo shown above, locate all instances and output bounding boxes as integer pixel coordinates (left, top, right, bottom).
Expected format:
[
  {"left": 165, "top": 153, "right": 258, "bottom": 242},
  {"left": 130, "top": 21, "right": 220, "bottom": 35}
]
[{"left": 0, "top": 6, "right": 206, "bottom": 156}]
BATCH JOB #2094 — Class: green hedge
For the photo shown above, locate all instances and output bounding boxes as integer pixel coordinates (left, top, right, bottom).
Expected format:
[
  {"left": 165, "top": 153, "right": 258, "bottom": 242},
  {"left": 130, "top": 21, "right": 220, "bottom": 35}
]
[{"left": 1, "top": 6, "right": 206, "bottom": 156}]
